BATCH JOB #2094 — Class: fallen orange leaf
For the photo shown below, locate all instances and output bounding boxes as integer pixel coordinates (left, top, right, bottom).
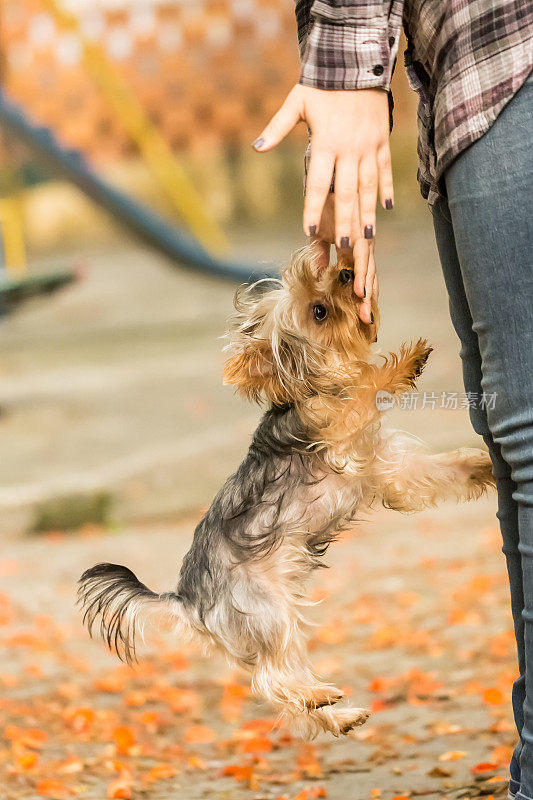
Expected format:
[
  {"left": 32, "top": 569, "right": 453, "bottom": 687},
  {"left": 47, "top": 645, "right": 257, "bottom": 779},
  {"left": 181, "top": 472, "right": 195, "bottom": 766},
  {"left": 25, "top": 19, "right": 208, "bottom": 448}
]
[
  {"left": 67, "top": 707, "right": 95, "bottom": 734},
  {"left": 107, "top": 777, "right": 132, "bottom": 799},
  {"left": 316, "top": 622, "right": 346, "bottom": 645},
  {"left": 139, "top": 711, "right": 159, "bottom": 730},
  {"left": 368, "top": 677, "right": 389, "bottom": 693},
  {"left": 142, "top": 764, "right": 176, "bottom": 783},
  {"left": 491, "top": 745, "right": 514, "bottom": 765},
  {"left": 94, "top": 675, "right": 126, "bottom": 693},
  {"left": 36, "top": 779, "right": 71, "bottom": 797},
  {"left": 239, "top": 718, "right": 275, "bottom": 735},
  {"left": 297, "top": 744, "right": 322, "bottom": 777},
  {"left": 163, "top": 651, "right": 189, "bottom": 670},
  {"left": 124, "top": 691, "right": 147, "bottom": 707},
  {"left": 278, "top": 792, "right": 308, "bottom": 800},
  {"left": 242, "top": 736, "right": 272, "bottom": 754},
  {"left": 223, "top": 764, "right": 254, "bottom": 782},
  {"left": 23, "top": 729, "right": 48, "bottom": 749},
  {"left": 483, "top": 687, "right": 504, "bottom": 705},
  {"left": 159, "top": 686, "right": 199, "bottom": 714},
  {"left": 187, "top": 756, "right": 206, "bottom": 769},
  {"left": 184, "top": 725, "right": 215, "bottom": 744},
  {"left": 220, "top": 682, "right": 250, "bottom": 721},
  {"left": 106, "top": 759, "right": 130, "bottom": 775},
  {"left": 6, "top": 727, "right": 47, "bottom": 749},
  {"left": 439, "top": 750, "right": 467, "bottom": 762},
  {"left": 370, "top": 699, "right": 391, "bottom": 713},
  {"left": 57, "top": 756, "right": 83, "bottom": 774},
  {"left": 470, "top": 762, "right": 498, "bottom": 774},
  {"left": 11, "top": 742, "right": 39, "bottom": 772},
  {"left": 113, "top": 726, "right": 135, "bottom": 754}
]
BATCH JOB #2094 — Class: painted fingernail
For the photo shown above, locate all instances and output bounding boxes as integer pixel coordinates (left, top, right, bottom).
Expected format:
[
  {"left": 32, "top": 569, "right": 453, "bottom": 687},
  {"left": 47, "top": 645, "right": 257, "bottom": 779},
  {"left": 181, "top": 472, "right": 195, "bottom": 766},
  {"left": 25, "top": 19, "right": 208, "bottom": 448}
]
[
  {"left": 340, "top": 236, "right": 350, "bottom": 249},
  {"left": 370, "top": 312, "right": 375, "bottom": 323},
  {"left": 385, "top": 198, "right": 393, "bottom": 210},
  {"left": 308, "top": 225, "right": 317, "bottom": 236},
  {"left": 364, "top": 224, "right": 374, "bottom": 240},
  {"left": 251, "top": 137, "right": 265, "bottom": 149}
]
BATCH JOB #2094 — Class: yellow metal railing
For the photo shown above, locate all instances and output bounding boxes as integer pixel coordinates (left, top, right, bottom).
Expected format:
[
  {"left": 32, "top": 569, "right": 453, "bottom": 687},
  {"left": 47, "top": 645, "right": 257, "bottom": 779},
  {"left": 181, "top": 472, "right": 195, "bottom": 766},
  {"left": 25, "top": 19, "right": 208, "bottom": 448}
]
[
  {"left": 0, "top": 198, "right": 26, "bottom": 277},
  {"left": 42, "top": 0, "right": 228, "bottom": 254}
]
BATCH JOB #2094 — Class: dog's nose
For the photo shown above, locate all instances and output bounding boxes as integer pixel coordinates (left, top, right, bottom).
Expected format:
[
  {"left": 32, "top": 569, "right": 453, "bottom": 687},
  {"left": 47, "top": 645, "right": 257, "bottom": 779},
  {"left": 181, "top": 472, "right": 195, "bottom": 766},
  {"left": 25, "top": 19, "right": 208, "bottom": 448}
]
[{"left": 338, "top": 268, "right": 354, "bottom": 285}]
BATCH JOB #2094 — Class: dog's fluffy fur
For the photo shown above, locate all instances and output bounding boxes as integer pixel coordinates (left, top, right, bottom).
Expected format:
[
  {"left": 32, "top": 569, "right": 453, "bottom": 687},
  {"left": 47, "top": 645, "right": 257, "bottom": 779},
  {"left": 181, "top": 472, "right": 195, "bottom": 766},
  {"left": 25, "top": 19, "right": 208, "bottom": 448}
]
[{"left": 79, "top": 244, "right": 495, "bottom": 739}]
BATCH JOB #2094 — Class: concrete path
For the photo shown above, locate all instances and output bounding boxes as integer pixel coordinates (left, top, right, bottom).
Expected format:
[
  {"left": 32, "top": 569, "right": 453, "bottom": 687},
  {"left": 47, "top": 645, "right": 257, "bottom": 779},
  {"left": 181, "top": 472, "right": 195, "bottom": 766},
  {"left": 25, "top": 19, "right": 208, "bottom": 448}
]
[{"left": 0, "top": 213, "right": 479, "bottom": 536}]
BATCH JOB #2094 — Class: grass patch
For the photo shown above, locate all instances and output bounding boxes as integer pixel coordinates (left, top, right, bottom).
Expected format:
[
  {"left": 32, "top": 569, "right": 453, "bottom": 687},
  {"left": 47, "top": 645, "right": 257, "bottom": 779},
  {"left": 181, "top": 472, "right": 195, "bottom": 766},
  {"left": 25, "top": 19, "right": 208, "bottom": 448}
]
[{"left": 32, "top": 491, "right": 113, "bottom": 534}]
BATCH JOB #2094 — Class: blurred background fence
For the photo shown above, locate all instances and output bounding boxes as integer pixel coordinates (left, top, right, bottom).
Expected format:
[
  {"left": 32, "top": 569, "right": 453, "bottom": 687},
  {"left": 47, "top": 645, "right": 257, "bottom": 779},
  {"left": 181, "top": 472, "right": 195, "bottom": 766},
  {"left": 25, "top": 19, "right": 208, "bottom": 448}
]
[
  {"left": 2, "top": 0, "right": 299, "bottom": 158},
  {"left": 0, "top": 0, "right": 419, "bottom": 257}
]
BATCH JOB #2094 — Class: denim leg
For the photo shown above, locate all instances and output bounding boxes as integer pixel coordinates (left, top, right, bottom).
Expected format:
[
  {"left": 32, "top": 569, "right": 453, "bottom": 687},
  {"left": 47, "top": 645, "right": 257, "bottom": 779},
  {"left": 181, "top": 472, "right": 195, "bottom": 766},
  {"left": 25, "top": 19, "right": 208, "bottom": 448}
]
[
  {"left": 439, "top": 76, "right": 533, "bottom": 798},
  {"left": 432, "top": 197, "right": 525, "bottom": 793}
]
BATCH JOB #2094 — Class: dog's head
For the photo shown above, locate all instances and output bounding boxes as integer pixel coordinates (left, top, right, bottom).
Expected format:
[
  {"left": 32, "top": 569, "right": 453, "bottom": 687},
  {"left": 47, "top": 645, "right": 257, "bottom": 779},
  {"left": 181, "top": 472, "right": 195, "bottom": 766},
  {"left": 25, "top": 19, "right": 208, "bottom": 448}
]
[{"left": 223, "top": 243, "right": 379, "bottom": 405}]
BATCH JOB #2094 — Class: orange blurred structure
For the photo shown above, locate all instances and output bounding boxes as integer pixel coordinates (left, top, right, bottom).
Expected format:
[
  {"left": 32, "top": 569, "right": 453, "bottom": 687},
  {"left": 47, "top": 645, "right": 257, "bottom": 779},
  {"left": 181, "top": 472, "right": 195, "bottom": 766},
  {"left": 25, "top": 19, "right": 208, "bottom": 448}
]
[{"left": 1, "top": 0, "right": 301, "bottom": 162}]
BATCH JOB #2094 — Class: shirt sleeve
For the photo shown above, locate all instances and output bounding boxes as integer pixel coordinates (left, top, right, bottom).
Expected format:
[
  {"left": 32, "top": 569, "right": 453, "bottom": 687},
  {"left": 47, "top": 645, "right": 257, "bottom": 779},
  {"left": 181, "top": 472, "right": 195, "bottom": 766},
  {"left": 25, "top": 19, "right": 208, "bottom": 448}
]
[{"left": 296, "top": 0, "right": 403, "bottom": 91}]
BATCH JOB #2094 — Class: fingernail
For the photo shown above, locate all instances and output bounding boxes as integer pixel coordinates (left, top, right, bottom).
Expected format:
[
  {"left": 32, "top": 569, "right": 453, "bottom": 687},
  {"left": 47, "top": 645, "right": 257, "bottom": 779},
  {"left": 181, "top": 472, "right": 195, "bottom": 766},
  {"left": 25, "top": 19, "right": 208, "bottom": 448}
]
[
  {"left": 364, "top": 224, "right": 374, "bottom": 240},
  {"left": 340, "top": 236, "right": 350, "bottom": 249},
  {"left": 251, "top": 137, "right": 265, "bottom": 149},
  {"left": 385, "top": 199, "right": 393, "bottom": 210},
  {"left": 370, "top": 312, "right": 375, "bottom": 323},
  {"left": 308, "top": 225, "right": 317, "bottom": 236},
  {"left": 363, "top": 286, "right": 366, "bottom": 298}
]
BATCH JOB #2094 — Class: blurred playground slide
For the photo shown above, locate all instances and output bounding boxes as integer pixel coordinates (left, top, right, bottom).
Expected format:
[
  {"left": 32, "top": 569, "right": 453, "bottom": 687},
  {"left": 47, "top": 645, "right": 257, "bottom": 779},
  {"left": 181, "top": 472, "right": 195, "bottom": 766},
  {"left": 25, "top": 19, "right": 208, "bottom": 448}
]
[{"left": 0, "top": 90, "right": 270, "bottom": 285}]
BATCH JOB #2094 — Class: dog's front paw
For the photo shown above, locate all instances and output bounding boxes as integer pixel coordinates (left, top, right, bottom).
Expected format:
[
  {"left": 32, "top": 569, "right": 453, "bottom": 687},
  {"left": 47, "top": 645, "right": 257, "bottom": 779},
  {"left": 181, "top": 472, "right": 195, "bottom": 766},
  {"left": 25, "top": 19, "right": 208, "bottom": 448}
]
[
  {"left": 408, "top": 338, "right": 433, "bottom": 380},
  {"left": 388, "top": 339, "right": 434, "bottom": 394}
]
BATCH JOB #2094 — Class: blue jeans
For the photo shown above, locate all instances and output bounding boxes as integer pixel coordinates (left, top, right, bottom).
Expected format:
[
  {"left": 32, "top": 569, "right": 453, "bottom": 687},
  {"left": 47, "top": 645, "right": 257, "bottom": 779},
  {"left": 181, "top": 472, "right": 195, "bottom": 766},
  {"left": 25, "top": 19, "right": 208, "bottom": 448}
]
[{"left": 432, "top": 74, "right": 533, "bottom": 799}]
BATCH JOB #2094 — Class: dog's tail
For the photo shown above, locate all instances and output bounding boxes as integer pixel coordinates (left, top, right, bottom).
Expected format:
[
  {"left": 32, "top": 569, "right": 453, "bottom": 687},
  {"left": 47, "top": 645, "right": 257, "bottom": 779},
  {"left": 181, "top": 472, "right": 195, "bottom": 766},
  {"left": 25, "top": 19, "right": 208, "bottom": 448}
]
[{"left": 78, "top": 563, "right": 185, "bottom": 665}]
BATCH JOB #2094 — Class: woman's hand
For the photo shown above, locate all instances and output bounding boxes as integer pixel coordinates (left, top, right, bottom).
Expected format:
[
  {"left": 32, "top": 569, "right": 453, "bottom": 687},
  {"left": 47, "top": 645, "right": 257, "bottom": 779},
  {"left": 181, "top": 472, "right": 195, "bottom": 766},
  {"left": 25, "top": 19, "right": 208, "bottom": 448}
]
[
  {"left": 252, "top": 84, "right": 392, "bottom": 323},
  {"left": 317, "top": 195, "right": 379, "bottom": 320}
]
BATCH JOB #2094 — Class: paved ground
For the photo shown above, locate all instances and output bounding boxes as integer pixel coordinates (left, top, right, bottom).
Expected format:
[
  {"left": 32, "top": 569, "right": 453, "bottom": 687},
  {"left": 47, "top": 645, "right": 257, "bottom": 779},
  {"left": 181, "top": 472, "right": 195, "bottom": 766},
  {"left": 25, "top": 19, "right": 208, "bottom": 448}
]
[
  {"left": 0, "top": 210, "right": 479, "bottom": 535},
  {"left": 1, "top": 496, "right": 515, "bottom": 800},
  {"left": 0, "top": 211, "right": 518, "bottom": 799}
]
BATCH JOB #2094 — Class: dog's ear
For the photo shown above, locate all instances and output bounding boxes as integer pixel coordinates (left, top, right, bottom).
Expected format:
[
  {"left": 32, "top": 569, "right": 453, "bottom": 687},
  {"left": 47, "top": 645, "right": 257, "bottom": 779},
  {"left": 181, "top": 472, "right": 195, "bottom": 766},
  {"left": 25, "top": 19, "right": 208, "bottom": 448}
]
[{"left": 223, "top": 340, "right": 290, "bottom": 405}]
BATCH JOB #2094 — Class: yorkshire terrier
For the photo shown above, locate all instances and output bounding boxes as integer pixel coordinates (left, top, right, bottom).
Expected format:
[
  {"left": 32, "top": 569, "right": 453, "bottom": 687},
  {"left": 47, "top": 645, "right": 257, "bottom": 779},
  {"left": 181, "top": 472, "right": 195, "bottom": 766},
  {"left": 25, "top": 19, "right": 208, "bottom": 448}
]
[{"left": 79, "top": 244, "right": 494, "bottom": 739}]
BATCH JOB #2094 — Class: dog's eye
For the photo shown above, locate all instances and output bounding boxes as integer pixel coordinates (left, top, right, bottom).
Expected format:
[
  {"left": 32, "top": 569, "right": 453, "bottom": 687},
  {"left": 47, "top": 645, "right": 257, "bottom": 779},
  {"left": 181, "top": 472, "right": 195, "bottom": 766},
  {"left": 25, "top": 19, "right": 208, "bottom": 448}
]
[
  {"left": 338, "top": 268, "right": 354, "bottom": 286},
  {"left": 312, "top": 303, "right": 328, "bottom": 323}
]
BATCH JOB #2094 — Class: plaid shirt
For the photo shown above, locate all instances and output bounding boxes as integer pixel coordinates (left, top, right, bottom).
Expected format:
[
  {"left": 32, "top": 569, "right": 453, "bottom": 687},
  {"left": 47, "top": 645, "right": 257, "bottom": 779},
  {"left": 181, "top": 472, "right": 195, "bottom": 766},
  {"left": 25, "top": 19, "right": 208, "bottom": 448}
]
[{"left": 296, "top": 0, "right": 533, "bottom": 202}]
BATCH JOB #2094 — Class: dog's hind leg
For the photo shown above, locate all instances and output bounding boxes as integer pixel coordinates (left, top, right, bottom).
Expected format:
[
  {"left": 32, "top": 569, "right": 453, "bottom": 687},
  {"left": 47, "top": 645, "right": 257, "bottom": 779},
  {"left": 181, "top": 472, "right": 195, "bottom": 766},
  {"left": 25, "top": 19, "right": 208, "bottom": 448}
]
[
  {"left": 251, "top": 646, "right": 369, "bottom": 739},
  {"left": 232, "top": 547, "right": 370, "bottom": 739}
]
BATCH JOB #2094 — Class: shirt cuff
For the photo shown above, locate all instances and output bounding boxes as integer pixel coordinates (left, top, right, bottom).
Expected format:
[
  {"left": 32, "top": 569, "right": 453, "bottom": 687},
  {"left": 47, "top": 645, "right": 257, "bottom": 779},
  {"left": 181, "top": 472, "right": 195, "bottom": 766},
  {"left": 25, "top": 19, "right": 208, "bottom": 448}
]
[{"left": 299, "top": 20, "right": 394, "bottom": 91}]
